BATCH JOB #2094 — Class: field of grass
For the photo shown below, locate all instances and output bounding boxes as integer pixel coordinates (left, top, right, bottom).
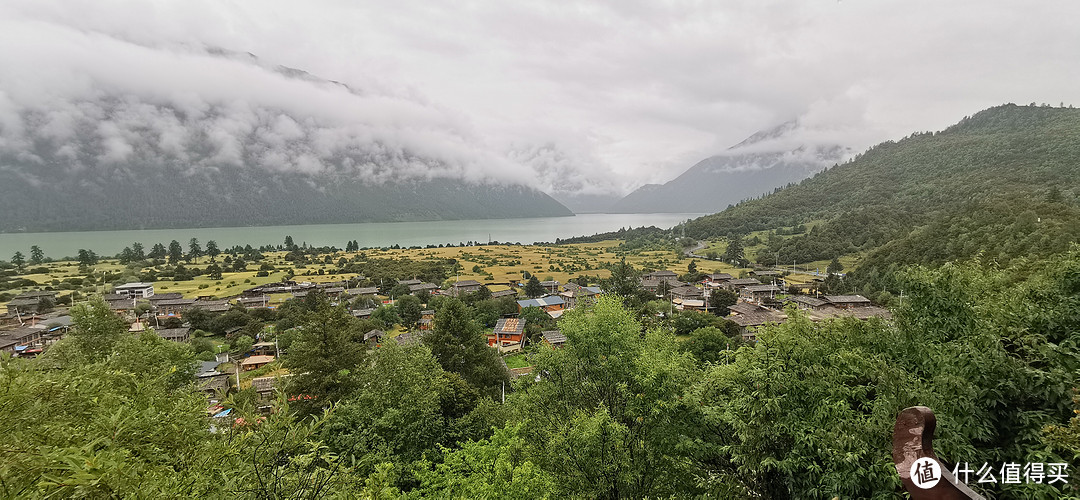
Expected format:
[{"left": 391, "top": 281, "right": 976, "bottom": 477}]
[
  {"left": 503, "top": 353, "right": 531, "bottom": 369},
  {"left": 2, "top": 239, "right": 755, "bottom": 309}
]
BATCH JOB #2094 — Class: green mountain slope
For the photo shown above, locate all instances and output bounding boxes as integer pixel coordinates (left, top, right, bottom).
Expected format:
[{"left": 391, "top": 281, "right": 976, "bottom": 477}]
[{"left": 682, "top": 104, "right": 1080, "bottom": 269}]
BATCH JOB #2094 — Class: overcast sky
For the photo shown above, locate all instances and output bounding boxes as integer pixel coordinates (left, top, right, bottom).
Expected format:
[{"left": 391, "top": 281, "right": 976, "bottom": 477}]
[{"left": 2, "top": 0, "right": 1079, "bottom": 196}]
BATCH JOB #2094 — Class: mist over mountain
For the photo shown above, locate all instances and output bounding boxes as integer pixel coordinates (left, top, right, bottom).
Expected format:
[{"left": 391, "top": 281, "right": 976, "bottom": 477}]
[
  {"left": 608, "top": 122, "right": 848, "bottom": 213},
  {"left": 683, "top": 104, "right": 1080, "bottom": 271},
  {"left": 0, "top": 43, "right": 572, "bottom": 232}
]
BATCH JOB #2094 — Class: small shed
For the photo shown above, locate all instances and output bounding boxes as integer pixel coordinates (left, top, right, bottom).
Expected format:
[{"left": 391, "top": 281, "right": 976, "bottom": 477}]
[{"left": 241, "top": 355, "right": 275, "bottom": 371}]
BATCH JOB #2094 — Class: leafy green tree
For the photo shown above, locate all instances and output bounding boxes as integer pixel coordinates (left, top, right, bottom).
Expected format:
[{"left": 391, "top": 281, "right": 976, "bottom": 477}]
[
  {"left": 190, "top": 336, "right": 215, "bottom": 355},
  {"left": 168, "top": 240, "right": 183, "bottom": 264},
  {"left": 524, "top": 276, "right": 544, "bottom": 298},
  {"left": 686, "top": 254, "right": 1080, "bottom": 497},
  {"left": 708, "top": 288, "right": 738, "bottom": 316},
  {"left": 231, "top": 335, "right": 254, "bottom": 357},
  {"left": 417, "top": 424, "right": 555, "bottom": 497},
  {"left": 283, "top": 305, "right": 367, "bottom": 409},
  {"left": 518, "top": 306, "right": 553, "bottom": 342},
  {"left": 509, "top": 296, "right": 701, "bottom": 498},
  {"left": 370, "top": 305, "right": 401, "bottom": 329},
  {"left": 206, "top": 263, "right": 223, "bottom": 280},
  {"left": 424, "top": 297, "right": 508, "bottom": 399},
  {"left": 29, "top": 245, "right": 44, "bottom": 265},
  {"left": 0, "top": 351, "right": 212, "bottom": 497},
  {"left": 118, "top": 246, "right": 135, "bottom": 264},
  {"left": 183, "top": 307, "right": 214, "bottom": 332},
  {"left": 388, "top": 283, "right": 412, "bottom": 299},
  {"left": 205, "top": 240, "right": 220, "bottom": 262},
  {"left": 114, "top": 330, "right": 198, "bottom": 389},
  {"left": 671, "top": 309, "right": 716, "bottom": 336},
  {"left": 681, "top": 325, "right": 742, "bottom": 365},
  {"left": 722, "top": 235, "right": 744, "bottom": 266},
  {"left": 475, "top": 285, "right": 492, "bottom": 302},
  {"left": 470, "top": 299, "right": 501, "bottom": 328},
  {"left": 11, "top": 251, "right": 24, "bottom": 269},
  {"left": 820, "top": 272, "right": 845, "bottom": 294},
  {"left": 600, "top": 258, "right": 651, "bottom": 309},
  {"left": 131, "top": 242, "right": 145, "bottom": 261},
  {"left": 827, "top": 257, "right": 844, "bottom": 274},
  {"left": 77, "top": 248, "right": 98, "bottom": 267},
  {"left": 148, "top": 242, "right": 167, "bottom": 260},
  {"left": 396, "top": 294, "right": 422, "bottom": 326},
  {"left": 48, "top": 298, "right": 128, "bottom": 364},
  {"left": 324, "top": 341, "right": 463, "bottom": 476}
]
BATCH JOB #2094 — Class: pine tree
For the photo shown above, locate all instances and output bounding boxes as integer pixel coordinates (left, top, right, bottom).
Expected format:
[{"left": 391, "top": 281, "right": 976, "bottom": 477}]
[
  {"left": 723, "top": 236, "right": 745, "bottom": 266},
  {"left": 422, "top": 297, "right": 508, "bottom": 399},
  {"left": 29, "top": 245, "right": 44, "bottom": 265},
  {"left": 168, "top": 240, "right": 183, "bottom": 264},
  {"left": 524, "top": 276, "right": 545, "bottom": 298}
]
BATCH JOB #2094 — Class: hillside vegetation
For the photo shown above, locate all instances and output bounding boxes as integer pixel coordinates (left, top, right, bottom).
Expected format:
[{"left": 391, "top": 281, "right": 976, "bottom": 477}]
[{"left": 682, "top": 104, "right": 1080, "bottom": 272}]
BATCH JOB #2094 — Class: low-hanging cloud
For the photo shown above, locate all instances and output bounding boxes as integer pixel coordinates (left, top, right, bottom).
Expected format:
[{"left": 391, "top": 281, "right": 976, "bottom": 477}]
[
  {"left": 2, "top": 0, "right": 1079, "bottom": 196},
  {"left": 0, "top": 16, "right": 535, "bottom": 188}
]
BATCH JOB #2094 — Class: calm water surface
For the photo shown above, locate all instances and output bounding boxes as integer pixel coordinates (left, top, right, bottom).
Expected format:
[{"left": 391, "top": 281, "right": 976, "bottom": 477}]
[{"left": 0, "top": 213, "right": 704, "bottom": 259}]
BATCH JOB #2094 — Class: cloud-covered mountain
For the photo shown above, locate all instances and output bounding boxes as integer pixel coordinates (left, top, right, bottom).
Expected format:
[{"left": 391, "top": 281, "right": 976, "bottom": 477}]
[
  {"left": 608, "top": 122, "right": 848, "bottom": 214},
  {"left": 0, "top": 37, "right": 571, "bottom": 231},
  {"left": 507, "top": 142, "right": 628, "bottom": 213}
]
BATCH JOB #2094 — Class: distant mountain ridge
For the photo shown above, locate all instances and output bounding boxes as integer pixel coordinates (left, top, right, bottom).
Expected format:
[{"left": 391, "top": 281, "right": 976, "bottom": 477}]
[
  {"left": 0, "top": 48, "right": 571, "bottom": 232},
  {"left": 608, "top": 122, "right": 846, "bottom": 213}
]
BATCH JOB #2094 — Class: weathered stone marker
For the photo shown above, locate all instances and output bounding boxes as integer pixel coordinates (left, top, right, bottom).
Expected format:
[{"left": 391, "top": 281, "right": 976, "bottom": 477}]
[{"left": 893, "top": 406, "right": 985, "bottom": 499}]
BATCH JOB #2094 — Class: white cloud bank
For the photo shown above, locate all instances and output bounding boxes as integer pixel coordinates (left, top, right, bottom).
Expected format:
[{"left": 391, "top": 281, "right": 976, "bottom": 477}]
[{"left": 2, "top": 0, "right": 1079, "bottom": 195}]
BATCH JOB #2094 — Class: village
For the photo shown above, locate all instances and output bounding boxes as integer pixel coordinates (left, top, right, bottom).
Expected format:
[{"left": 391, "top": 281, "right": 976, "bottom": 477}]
[{"left": 0, "top": 238, "right": 889, "bottom": 418}]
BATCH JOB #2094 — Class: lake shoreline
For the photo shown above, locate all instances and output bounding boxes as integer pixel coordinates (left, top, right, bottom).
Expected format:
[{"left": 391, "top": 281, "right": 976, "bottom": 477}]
[{"left": 0, "top": 213, "right": 705, "bottom": 260}]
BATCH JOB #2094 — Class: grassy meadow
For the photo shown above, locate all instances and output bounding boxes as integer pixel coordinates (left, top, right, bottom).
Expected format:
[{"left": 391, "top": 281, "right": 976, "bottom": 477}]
[{"left": 1, "top": 235, "right": 845, "bottom": 310}]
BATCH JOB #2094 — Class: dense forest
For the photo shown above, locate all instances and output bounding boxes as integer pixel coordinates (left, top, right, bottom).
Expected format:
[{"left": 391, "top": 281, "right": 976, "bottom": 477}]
[{"left": 5, "top": 248, "right": 1080, "bottom": 498}]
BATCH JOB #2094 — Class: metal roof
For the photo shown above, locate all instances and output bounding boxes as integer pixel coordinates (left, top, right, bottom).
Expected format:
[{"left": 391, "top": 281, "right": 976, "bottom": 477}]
[{"left": 516, "top": 295, "right": 566, "bottom": 309}]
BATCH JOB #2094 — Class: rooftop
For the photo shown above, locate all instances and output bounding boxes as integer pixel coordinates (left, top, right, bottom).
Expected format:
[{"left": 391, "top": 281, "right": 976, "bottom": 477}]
[
  {"left": 241, "top": 355, "right": 276, "bottom": 366},
  {"left": 744, "top": 284, "right": 781, "bottom": 293},
  {"left": 517, "top": 296, "right": 566, "bottom": 309},
  {"left": 542, "top": 330, "right": 567, "bottom": 345},
  {"left": 824, "top": 295, "right": 872, "bottom": 304},
  {"left": 495, "top": 317, "right": 525, "bottom": 335},
  {"left": 115, "top": 282, "right": 154, "bottom": 289}
]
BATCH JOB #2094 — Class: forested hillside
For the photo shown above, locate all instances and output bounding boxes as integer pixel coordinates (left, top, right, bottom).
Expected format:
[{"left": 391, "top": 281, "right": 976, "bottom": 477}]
[{"left": 681, "top": 104, "right": 1080, "bottom": 270}]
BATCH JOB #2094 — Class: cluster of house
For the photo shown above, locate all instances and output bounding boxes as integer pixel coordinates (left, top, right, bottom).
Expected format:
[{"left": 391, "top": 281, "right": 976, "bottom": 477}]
[
  {"left": 485, "top": 281, "right": 602, "bottom": 353},
  {"left": 0, "top": 290, "right": 71, "bottom": 355},
  {"left": 639, "top": 269, "right": 890, "bottom": 341},
  {"left": 1, "top": 266, "right": 892, "bottom": 413}
]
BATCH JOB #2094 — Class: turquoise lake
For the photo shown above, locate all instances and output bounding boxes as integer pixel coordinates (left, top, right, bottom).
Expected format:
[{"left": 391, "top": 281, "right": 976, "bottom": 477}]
[{"left": 0, "top": 213, "right": 705, "bottom": 260}]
